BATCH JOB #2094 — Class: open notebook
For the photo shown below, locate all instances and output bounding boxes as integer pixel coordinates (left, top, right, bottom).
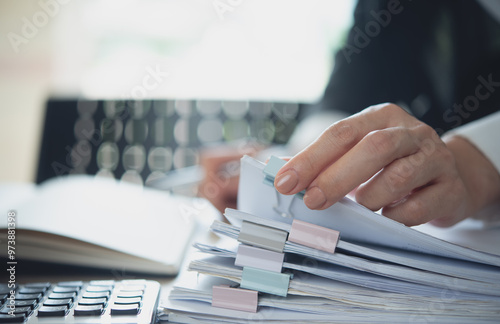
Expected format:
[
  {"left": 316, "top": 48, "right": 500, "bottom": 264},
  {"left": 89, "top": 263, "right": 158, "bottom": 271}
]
[
  {"left": 0, "top": 175, "right": 219, "bottom": 275},
  {"left": 163, "top": 155, "right": 500, "bottom": 322}
]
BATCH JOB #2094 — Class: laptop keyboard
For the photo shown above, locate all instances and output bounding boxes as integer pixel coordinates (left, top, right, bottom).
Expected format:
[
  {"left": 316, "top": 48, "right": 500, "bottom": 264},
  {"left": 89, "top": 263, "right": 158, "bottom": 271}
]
[{"left": 0, "top": 279, "right": 160, "bottom": 324}]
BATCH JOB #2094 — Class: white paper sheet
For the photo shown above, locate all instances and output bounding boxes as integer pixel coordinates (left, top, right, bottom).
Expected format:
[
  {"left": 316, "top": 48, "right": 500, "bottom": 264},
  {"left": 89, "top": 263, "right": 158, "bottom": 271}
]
[{"left": 237, "top": 155, "right": 500, "bottom": 265}]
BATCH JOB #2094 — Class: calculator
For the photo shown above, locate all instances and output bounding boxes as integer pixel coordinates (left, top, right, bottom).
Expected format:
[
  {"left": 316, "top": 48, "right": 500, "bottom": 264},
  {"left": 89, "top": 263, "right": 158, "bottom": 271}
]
[{"left": 0, "top": 279, "right": 160, "bottom": 324}]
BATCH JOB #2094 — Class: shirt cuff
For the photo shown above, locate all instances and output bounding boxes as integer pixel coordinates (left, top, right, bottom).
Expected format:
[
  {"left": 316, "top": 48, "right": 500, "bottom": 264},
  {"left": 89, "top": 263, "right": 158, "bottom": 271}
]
[{"left": 445, "top": 110, "right": 500, "bottom": 174}]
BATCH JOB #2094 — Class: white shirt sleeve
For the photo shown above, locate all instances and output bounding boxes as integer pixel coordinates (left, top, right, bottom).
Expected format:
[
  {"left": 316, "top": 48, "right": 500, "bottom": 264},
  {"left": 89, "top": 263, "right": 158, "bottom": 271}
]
[
  {"left": 447, "top": 110, "right": 500, "bottom": 173},
  {"left": 446, "top": 110, "right": 500, "bottom": 227}
]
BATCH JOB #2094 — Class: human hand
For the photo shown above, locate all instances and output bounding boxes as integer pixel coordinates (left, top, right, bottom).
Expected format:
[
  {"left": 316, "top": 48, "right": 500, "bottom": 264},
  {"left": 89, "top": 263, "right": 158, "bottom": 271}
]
[
  {"left": 273, "top": 103, "right": 500, "bottom": 227},
  {"left": 198, "top": 144, "right": 262, "bottom": 213}
]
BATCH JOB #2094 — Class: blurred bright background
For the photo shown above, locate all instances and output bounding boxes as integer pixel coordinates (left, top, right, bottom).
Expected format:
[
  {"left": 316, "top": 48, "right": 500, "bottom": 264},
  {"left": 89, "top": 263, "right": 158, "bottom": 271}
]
[{"left": 0, "top": 0, "right": 355, "bottom": 182}]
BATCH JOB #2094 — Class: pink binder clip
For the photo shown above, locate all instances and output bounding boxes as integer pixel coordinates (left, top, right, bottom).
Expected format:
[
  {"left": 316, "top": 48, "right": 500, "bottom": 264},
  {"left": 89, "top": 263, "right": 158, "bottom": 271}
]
[
  {"left": 212, "top": 285, "right": 258, "bottom": 313},
  {"left": 288, "top": 219, "right": 340, "bottom": 254}
]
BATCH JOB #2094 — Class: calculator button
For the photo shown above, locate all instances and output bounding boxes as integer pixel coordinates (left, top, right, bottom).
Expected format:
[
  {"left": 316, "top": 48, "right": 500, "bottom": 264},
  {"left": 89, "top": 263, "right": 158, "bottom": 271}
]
[
  {"left": 48, "top": 292, "right": 77, "bottom": 301},
  {"left": 24, "top": 282, "right": 51, "bottom": 291},
  {"left": 122, "top": 279, "right": 147, "bottom": 285},
  {"left": 117, "top": 290, "right": 143, "bottom": 298},
  {"left": 57, "top": 281, "right": 83, "bottom": 288},
  {"left": 0, "top": 313, "right": 26, "bottom": 323},
  {"left": 79, "top": 298, "right": 107, "bottom": 306},
  {"left": 37, "top": 305, "right": 68, "bottom": 317},
  {"left": 17, "top": 287, "right": 45, "bottom": 295},
  {"left": 114, "top": 297, "right": 142, "bottom": 305},
  {"left": 44, "top": 298, "right": 73, "bottom": 308},
  {"left": 86, "top": 286, "right": 113, "bottom": 293},
  {"left": 74, "top": 305, "right": 104, "bottom": 316},
  {"left": 82, "top": 291, "right": 110, "bottom": 299},
  {"left": 0, "top": 305, "right": 32, "bottom": 316},
  {"left": 89, "top": 280, "right": 115, "bottom": 287},
  {"left": 53, "top": 286, "right": 79, "bottom": 293},
  {"left": 14, "top": 293, "right": 43, "bottom": 302},
  {"left": 13, "top": 299, "right": 37, "bottom": 309},
  {"left": 120, "top": 285, "right": 145, "bottom": 291},
  {"left": 110, "top": 304, "right": 140, "bottom": 315}
]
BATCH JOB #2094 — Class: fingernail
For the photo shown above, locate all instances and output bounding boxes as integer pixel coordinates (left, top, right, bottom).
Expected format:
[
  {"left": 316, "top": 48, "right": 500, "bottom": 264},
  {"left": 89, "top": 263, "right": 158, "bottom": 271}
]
[
  {"left": 304, "top": 186, "right": 326, "bottom": 209},
  {"left": 275, "top": 170, "right": 298, "bottom": 193}
]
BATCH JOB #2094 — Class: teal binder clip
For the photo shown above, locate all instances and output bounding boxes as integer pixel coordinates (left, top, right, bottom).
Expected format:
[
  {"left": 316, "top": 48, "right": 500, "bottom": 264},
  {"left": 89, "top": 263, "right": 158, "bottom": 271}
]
[
  {"left": 263, "top": 156, "right": 305, "bottom": 199},
  {"left": 262, "top": 156, "right": 305, "bottom": 218},
  {"left": 240, "top": 267, "right": 291, "bottom": 297},
  {"left": 263, "top": 156, "right": 287, "bottom": 187}
]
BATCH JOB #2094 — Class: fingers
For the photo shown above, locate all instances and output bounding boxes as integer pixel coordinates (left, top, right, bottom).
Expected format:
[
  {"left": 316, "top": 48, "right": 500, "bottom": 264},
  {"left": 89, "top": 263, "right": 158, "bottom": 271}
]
[
  {"left": 274, "top": 103, "right": 411, "bottom": 196},
  {"left": 381, "top": 179, "right": 468, "bottom": 226},
  {"left": 198, "top": 147, "right": 247, "bottom": 213},
  {"left": 270, "top": 102, "right": 483, "bottom": 227},
  {"left": 274, "top": 102, "right": 461, "bottom": 222},
  {"left": 303, "top": 126, "right": 425, "bottom": 209},
  {"left": 354, "top": 142, "right": 445, "bottom": 211}
]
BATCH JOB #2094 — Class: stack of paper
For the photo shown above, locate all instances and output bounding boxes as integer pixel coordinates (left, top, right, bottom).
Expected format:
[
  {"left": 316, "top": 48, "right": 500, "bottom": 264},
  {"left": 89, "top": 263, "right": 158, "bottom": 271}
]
[{"left": 162, "top": 156, "right": 500, "bottom": 322}]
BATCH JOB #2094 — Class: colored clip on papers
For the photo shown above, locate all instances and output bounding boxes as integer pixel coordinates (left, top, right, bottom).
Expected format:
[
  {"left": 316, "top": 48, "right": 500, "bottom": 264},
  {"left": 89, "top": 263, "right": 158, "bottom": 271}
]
[
  {"left": 235, "top": 244, "right": 285, "bottom": 273},
  {"left": 289, "top": 219, "right": 340, "bottom": 254},
  {"left": 263, "top": 156, "right": 287, "bottom": 186},
  {"left": 263, "top": 156, "right": 305, "bottom": 218},
  {"left": 263, "top": 156, "right": 305, "bottom": 199},
  {"left": 238, "top": 221, "right": 288, "bottom": 253},
  {"left": 240, "top": 267, "right": 291, "bottom": 297},
  {"left": 212, "top": 285, "right": 258, "bottom": 313}
]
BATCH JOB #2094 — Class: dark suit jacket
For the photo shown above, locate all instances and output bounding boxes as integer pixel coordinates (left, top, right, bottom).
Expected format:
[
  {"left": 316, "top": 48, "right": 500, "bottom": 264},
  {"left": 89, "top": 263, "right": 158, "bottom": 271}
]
[{"left": 318, "top": 0, "right": 500, "bottom": 134}]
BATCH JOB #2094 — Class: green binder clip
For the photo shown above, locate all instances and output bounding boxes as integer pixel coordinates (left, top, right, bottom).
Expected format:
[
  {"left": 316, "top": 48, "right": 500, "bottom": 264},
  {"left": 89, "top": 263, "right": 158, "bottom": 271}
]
[{"left": 240, "top": 266, "right": 291, "bottom": 297}]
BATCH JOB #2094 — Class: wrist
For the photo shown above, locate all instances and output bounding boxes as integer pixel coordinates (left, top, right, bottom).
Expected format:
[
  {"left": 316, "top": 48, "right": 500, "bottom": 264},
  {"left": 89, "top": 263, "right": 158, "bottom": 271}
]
[{"left": 442, "top": 134, "right": 500, "bottom": 218}]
